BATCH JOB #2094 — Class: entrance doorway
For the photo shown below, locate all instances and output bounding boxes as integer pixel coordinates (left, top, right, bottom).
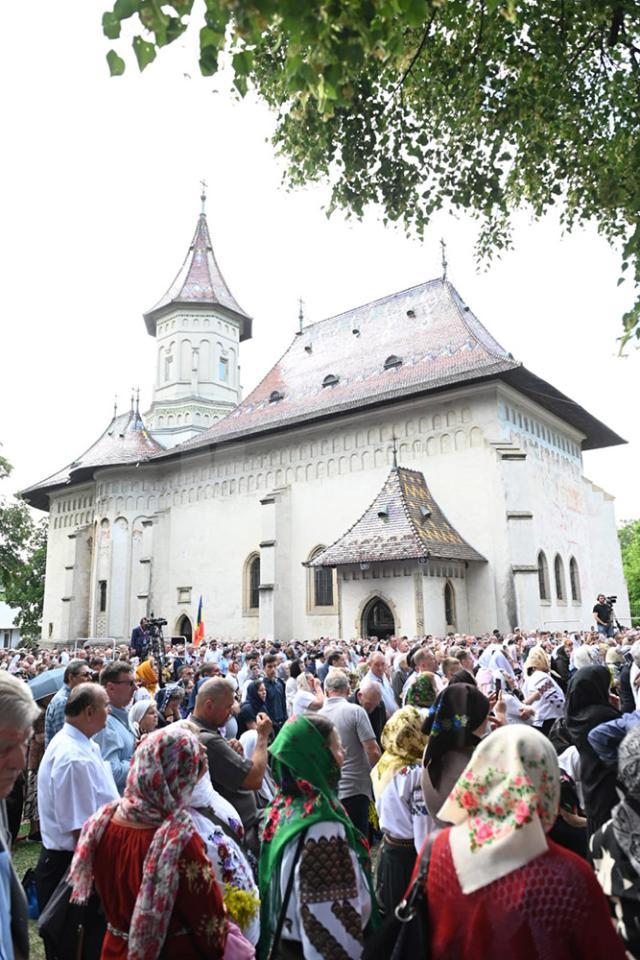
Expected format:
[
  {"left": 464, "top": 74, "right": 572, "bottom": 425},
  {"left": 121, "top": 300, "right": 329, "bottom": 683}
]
[
  {"left": 176, "top": 615, "right": 192, "bottom": 643},
  {"left": 362, "top": 597, "right": 395, "bottom": 639}
]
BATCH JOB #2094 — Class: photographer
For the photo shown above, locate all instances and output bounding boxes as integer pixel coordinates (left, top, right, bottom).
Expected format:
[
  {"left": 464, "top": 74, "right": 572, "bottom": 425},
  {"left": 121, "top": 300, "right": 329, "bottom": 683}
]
[{"left": 593, "top": 594, "right": 614, "bottom": 639}]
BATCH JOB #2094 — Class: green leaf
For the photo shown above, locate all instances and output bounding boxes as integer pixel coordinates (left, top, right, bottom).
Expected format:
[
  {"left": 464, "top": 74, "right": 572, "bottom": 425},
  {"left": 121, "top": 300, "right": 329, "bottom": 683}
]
[
  {"left": 106, "top": 49, "right": 126, "bottom": 75},
  {"left": 102, "top": 11, "right": 122, "bottom": 39},
  {"left": 133, "top": 35, "right": 157, "bottom": 71},
  {"left": 113, "top": 0, "right": 140, "bottom": 18}
]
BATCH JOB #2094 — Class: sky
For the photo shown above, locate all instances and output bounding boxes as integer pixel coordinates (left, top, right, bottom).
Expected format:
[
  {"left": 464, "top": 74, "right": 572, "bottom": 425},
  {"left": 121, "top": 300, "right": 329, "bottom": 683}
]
[{"left": 0, "top": 3, "right": 638, "bottom": 524}]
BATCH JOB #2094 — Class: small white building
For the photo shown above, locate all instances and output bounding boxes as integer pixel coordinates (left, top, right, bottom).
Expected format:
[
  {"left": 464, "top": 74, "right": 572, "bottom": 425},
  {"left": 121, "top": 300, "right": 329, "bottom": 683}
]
[
  {"left": 0, "top": 601, "right": 21, "bottom": 649},
  {"left": 23, "top": 201, "right": 630, "bottom": 643}
]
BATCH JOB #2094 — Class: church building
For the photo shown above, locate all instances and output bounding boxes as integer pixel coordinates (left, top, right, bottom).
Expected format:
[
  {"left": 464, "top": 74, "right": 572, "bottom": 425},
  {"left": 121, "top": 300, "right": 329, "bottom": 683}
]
[{"left": 23, "top": 198, "right": 631, "bottom": 643}]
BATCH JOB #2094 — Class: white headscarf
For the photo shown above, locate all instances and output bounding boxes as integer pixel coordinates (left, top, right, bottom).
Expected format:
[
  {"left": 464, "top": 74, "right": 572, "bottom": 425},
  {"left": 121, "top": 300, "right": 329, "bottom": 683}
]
[{"left": 438, "top": 725, "right": 560, "bottom": 894}]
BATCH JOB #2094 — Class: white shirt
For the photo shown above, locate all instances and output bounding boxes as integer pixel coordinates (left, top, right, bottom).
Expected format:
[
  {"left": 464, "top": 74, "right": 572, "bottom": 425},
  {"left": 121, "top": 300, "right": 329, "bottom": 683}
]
[
  {"left": 291, "top": 689, "right": 315, "bottom": 717},
  {"left": 523, "top": 670, "right": 565, "bottom": 726},
  {"left": 376, "top": 763, "right": 434, "bottom": 853},
  {"left": 38, "top": 724, "right": 118, "bottom": 850}
]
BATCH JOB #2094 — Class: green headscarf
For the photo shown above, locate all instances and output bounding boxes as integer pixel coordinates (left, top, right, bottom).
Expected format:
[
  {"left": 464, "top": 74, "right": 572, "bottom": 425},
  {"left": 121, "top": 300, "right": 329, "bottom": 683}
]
[
  {"left": 406, "top": 671, "right": 438, "bottom": 708},
  {"left": 258, "top": 715, "right": 376, "bottom": 959}
]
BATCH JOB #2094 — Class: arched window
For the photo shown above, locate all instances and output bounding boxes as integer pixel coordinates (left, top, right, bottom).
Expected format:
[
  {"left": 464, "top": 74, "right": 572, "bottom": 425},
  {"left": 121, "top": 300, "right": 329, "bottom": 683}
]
[
  {"left": 444, "top": 581, "right": 456, "bottom": 630},
  {"left": 243, "top": 552, "right": 260, "bottom": 616},
  {"left": 307, "top": 546, "right": 338, "bottom": 614},
  {"left": 569, "top": 557, "right": 581, "bottom": 602},
  {"left": 384, "top": 355, "right": 402, "bottom": 370},
  {"left": 537, "top": 551, "right": 550, "bottom": 601},
  {"left": 554, "top": 554, "right": 566, "bottom": 601}
]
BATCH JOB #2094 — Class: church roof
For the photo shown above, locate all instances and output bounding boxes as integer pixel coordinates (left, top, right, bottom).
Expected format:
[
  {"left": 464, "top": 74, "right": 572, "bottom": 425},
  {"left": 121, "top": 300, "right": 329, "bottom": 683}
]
[
  {"left": 309, "top": 466, "right": 486, "bottom": 566},
  {"left": 167, "top": 278, "right": 623, "bottom": 455},
  {"left": 22, "top": 404, "right": 162, "bottom": 510},
  {"left": 143, "top": 210, "right": 252, "bottom": 340}
]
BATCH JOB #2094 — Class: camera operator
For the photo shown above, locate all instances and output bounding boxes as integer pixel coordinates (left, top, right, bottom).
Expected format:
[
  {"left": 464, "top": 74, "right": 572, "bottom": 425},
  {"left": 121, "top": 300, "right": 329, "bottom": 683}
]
[
  {"left": 593, "top": 594, "right": 614, "bottom": 639},
  {"left": 130, "top": 617, "right": 150, "bottom": 658}
]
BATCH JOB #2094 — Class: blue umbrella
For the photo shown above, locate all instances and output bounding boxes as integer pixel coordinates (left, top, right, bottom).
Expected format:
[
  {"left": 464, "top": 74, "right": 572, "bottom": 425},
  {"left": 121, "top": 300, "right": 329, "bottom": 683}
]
[{"left": 28, "top": 667, "right": 65, "bottom": 701}]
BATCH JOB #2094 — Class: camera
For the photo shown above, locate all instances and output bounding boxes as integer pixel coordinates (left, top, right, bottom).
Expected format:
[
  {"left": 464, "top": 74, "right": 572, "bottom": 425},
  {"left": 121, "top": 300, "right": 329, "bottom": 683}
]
[{"left": 606, "top": 596, "right": 617, "bottom": 606}]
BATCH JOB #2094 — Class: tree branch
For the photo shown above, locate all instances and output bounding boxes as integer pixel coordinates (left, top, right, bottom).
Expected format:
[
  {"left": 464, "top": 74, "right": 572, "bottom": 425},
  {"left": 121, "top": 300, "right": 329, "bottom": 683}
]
[{"left": 392, "top": 11, "right": 437, "bottom": 100}]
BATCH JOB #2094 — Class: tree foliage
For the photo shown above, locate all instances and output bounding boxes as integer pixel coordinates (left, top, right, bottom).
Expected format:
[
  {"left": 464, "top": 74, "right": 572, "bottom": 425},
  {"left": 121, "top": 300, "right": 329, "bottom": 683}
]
[
  {"left": 619, "top": 518, "right": 640, "bottom": 626},
  {"left": 0, "top": 452, "right": 47, "bottom": 643},
  {"left": 103, "top": 1, "right": 640, "bottom": 344}
]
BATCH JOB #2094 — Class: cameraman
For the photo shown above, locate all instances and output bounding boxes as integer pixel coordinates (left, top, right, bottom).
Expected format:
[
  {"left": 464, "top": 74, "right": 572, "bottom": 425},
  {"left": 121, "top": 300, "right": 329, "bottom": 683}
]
[
  {"left": 593, "top": 594, "right": 614, "bottom": 639},
  {"left": 130, "top": 617, "right": 150, "bottom": 658}
]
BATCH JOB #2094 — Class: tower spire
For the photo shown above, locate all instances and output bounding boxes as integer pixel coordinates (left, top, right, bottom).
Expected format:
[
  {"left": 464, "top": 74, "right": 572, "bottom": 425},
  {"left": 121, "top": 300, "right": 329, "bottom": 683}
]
[
  {"left": 199, "top": 179, "right": 207, "bottom": 215},
  {"left": 297, "top": 297, "right": 305, "bottom": 335},
  {"left": 391, "top": 432, "right": 399, "bottom": 469}
]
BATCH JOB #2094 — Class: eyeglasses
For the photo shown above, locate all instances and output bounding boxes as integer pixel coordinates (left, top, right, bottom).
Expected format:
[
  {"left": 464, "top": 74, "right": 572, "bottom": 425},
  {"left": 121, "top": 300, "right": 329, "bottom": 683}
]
[{"left": 111, "top": 679, "right": 136, "bottom": 686}]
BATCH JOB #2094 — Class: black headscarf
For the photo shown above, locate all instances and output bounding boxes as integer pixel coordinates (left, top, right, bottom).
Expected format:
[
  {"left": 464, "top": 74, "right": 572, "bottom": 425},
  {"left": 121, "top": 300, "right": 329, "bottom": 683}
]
[
  {"left": 244, "top": 679, "right": 266, "bottom": 718},
  {"left": 422, "top": 684, "right": 490, "bottom": 789},
  {"left": 448, "top": 668, "right": 477, "bottom": 687},
  {"left": 565, "top": 665, "right": 620, "bottom": 834}
]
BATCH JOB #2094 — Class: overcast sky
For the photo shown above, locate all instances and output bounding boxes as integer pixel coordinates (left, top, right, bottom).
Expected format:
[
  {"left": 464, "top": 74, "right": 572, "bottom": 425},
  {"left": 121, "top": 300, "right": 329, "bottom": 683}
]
[{"left": 0, "top": 3, "right": 637, "bottom": 524}]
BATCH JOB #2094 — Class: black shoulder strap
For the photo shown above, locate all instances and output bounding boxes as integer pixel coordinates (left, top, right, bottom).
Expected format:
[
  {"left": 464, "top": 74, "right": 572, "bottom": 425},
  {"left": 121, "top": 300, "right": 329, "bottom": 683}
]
[
  {"left": 268, "top": 827, "right": 308, "bottom": 960},
  {"left": 398, "top": 830, "right": 437, "bottom": 919}
]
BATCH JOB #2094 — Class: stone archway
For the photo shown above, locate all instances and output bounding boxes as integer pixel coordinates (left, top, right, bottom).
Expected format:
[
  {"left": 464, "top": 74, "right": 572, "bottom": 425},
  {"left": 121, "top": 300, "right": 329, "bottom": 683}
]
[
  {"left": 361, "top": 595, "right": 396, "bottom": 640},
  {"left": 175, "top": 614, "right": 192, "bottom": 643}
]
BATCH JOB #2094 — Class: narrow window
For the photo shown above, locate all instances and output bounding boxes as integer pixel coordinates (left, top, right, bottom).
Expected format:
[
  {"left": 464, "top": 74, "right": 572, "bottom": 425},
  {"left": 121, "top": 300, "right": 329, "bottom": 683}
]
[
  {"left": 554, "top": 555, "right": 566, "bottom": 601},
  {"left": 99, "top": 580, "right": 107, "bottom": 613},
  {"left": 538, "top": 551, "right": 549, "bottom": 601},
  {"left": 249, "top": 556, "right": 260, "bottom": 610},
  {"left": 569, "top": 557, "right": 581, "bottom": 602},
  {"left": 219, "top": 357, "right": 229, "bottom": 381}
]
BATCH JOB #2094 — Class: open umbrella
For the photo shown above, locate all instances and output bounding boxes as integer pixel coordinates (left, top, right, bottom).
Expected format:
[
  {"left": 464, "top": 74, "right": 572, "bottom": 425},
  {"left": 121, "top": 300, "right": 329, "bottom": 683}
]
[{"left": 28, "top": 667, "right": 65, "bottom": 701}]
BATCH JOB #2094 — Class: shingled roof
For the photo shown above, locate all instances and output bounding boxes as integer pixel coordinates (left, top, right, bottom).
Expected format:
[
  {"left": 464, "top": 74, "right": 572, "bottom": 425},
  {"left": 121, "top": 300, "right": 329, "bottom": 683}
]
[
  {"left": 22, "top": 405, "right": 162, "bottom": 510},
  {"left": 309, "top": 466, "right": 486, "bottom": 567},
  {"left": 167, "top": 278, "right": 623, "bottom": 455},
  {"left": 143, "top": 210, "right": 252, "bottom": 340}
]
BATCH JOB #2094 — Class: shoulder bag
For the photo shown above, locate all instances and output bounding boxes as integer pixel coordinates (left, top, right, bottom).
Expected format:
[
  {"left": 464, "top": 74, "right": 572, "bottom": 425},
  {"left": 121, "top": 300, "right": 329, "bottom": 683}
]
[{"left": 363, "top": 832, "right": 437, "bottom": 960}]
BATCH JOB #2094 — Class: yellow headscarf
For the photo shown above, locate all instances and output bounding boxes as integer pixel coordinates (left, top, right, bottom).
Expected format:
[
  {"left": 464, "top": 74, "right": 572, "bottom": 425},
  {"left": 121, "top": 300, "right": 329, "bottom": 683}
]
[
  {"left": 371, "top": 706, "right": 428, "bottom": 801},
  {"left": 136, "top": 658, "right": 159, "bottom": 696},
  {"left": 523, "top": 645, "right": 550, "bottom": 674}
]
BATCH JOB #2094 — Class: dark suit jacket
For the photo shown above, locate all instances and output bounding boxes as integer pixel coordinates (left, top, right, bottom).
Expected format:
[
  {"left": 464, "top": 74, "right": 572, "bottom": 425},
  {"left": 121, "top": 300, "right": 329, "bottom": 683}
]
[{"left": 0, "top": 799, "right": 29, "bottom": 959}]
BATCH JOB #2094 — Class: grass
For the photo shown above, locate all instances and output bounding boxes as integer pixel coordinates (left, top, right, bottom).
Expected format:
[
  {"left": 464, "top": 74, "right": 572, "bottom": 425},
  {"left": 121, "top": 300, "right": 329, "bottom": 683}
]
[{"left": 11, "top": 824, "right": 46, "bottom": 960}]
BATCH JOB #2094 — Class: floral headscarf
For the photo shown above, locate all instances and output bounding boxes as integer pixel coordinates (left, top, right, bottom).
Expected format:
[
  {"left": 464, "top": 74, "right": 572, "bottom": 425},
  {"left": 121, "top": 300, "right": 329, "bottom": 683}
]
[
  {"left": 371, "top": 706, "right": 427, "bottom": 801},
  {"left": 612, "top": 725, "right": 640, "bottom": 877},
  {"left": 69, "top": 726, "right": 208, "bottom": 960},
  {"left": 439, "top": 725, "right": 560, "bottom": 894},
  {"left": 406, "top": 671, "right": 438, "bottom": 708}
]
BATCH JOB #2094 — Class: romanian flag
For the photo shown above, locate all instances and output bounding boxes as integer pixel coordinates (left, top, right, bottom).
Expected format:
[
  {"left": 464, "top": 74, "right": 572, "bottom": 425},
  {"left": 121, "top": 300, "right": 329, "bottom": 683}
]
[{"left": 194, "top": 595, "right": 204, "bottom": 647}]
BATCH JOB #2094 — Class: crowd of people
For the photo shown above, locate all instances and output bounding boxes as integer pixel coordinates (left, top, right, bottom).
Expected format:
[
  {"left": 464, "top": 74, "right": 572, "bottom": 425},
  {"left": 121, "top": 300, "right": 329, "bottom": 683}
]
[{"left": 0, "top": 607, "right": 639, "bottom": 959}]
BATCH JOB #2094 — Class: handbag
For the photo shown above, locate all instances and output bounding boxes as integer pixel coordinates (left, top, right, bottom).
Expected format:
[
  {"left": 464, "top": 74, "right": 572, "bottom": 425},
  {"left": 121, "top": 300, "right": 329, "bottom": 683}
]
[
  {"left": 38, "top": 869, "right": 106, "bottom": 960},
  {"left": 363, "top": 832, "right": 436, "bottom": 960}
]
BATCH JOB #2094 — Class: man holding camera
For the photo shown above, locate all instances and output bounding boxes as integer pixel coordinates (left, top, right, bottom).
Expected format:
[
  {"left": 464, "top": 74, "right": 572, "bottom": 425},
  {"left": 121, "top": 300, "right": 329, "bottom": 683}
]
[{"left": 593, "top": 594, "right": 614, "bottom": 638}]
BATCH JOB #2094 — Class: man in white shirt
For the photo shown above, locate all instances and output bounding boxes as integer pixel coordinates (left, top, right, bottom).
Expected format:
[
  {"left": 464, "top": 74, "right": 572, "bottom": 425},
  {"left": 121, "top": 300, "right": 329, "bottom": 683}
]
[
  {"left": 36, "top": 683, "right": 118, "bottom": 922},
  {"left": 363, "top": 651, "right": 398, "bottom": 717}
]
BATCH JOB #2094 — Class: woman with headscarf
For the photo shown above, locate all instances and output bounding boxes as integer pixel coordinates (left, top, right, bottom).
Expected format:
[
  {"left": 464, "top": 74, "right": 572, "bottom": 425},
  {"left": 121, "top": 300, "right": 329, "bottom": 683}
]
[
  {"left": 243, "top": 679, "right": 268, "bottom": 719},
  {"left": 155, "top": 684, "right": 185, "bottom": 728},
  {"left": 405, "top": 672, "right": 438, "bottom": 710},
  {"left": 128, "top": 699, "right": 158, "bottom": 744},
  {"left": 421, "top": 684, "right": 490, "bottom": 828},
  {"left": 258, "top": 713, "right": 376, "bottom": 960},
  {"left": 68, "top": 726, "right": 228, "bottom": 960},
  {"left": 419, "top": 724, "right": 627, "bottom": 959},
  {"left": 565, "top": 665, "right": 620, "bottom": 836},
  {"left": 135, "top": 658, "right": 158, "bottom": 699},
  {"left": 522, "top": 645, "right": 565, "bottom": 736},
  {"left": 370, "top": 706, "right": 431, "bottom": 916},
  {"left": 591, "top": 725, "right": 640, "bottom": 957}
]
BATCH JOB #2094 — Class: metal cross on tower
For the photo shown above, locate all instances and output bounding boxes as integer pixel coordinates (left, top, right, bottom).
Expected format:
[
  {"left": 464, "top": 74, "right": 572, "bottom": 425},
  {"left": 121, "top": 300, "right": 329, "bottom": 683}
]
[{"left": 440, "top": 238, "right": 448, "bottom": 281}]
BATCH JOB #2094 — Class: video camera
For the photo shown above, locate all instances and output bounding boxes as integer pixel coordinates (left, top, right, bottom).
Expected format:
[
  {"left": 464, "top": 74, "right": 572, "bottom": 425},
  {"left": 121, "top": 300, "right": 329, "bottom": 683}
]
[{"left": 606, "top": 596, "right": 618, "bottom": 606}]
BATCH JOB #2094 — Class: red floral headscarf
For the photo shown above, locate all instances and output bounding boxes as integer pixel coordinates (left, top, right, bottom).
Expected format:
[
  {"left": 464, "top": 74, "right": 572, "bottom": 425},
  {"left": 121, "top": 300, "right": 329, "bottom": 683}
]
[{"left": 69, "top": 725, "right": 206, "bottom": 960}]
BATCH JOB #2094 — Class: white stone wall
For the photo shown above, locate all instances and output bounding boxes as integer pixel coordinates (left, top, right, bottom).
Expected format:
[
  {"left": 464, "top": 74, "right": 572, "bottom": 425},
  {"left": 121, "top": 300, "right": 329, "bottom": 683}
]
[{"left": 38, "top": 382, "right": 628, "bottom": 643}]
